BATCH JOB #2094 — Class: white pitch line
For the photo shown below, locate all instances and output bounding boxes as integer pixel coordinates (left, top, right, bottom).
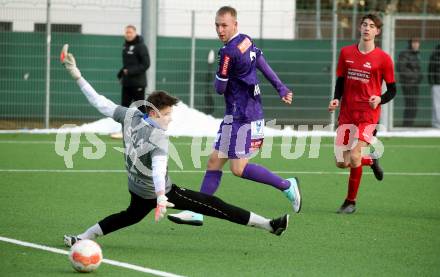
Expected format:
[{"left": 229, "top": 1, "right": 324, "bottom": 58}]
[
  {"left": 0, "top": 168, "right": 439, "bottom": 176},
  {"left": 0, "top": 169, "right": 126, "bottom": 173},
  {"left": 0, "top": 236, "right": 185, "bottom": 277},
  {"left": 0, "top": 140, "right": 439, "bottom": 148}
]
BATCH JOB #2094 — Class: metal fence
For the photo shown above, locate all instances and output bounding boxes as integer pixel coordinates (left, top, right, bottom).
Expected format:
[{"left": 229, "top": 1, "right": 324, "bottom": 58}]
[
  {"left": 387, "top": 15, "right": 440, "bottom": 128},
  {"left": 0, "top": 0, "right": 439, "bottom": 130}
]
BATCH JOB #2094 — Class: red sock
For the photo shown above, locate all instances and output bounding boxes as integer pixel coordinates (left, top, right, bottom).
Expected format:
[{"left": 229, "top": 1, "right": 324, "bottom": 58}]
[
  {"left": 347, "top": 166, "right": 363, "bottom": 202},
  {"left": 361, "top": 156, "right": 373, "bottom": 166}
]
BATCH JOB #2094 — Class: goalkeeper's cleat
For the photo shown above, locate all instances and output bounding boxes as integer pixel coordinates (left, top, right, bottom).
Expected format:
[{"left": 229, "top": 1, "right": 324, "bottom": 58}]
[
  {"left": 370, "top": 154, "right": 384, "bottom": 181},
  {"left": 337, "top": 199, "right": 356, "bottom": 214},
  {"left": 269, "top": 214, "right": 289, "bottom": 236},
  {"left": 283, "top": 177, "right": 302, "bottom": 213},
  {"left": 63, "top": 235, "right": 81, "bottom": 247},
  {"left": 167, "top": 210, "right": 204, "bottom": 226},
  {"left": 60, "top": 44, "right": 82, "bottom": 80}
]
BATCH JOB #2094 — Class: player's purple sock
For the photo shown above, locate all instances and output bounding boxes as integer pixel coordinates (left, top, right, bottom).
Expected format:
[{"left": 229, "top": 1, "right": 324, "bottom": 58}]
[
  {"left": 200, "top": 170, "right": 223, "bottom": 195},
  {"left": 241, "top": 163, "right": 290, "bottom": 191}
]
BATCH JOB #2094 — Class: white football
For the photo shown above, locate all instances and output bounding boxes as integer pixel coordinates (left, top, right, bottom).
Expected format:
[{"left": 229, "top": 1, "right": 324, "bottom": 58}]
[{"left": 69, "top": 239, "right": 103, "bottom": 273}]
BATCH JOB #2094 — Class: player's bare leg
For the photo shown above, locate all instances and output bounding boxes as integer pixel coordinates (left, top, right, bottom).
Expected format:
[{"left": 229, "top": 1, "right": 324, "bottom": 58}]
[
  {"left": 229, "top": 157, "right": 248, "bottom": 176},
  {"left": 208, "top": 150, "right": 229, "bottom": 169},
  {"left": 335, "top": 150, "right": 351, "bottom": 169}
]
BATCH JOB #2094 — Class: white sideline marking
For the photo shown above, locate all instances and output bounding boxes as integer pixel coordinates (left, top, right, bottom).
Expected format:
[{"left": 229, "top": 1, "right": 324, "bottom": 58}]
[
  {"left": 0, "top": 168, "right": 439, "bottom": 176},
  {"left": 0, "top": 140, "right": 439, "bottom": 148},
  {"left": 1, "top": 129, "right": 440, "bottom": 137},
  {"left": 0, "top": 236, "right": 184, "bottom": 277}
]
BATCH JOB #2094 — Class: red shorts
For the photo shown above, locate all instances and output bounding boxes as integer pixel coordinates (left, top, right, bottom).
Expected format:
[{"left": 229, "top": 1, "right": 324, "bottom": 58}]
[{"left": 336, "top": 110, "right": 378, "bottom": 147}]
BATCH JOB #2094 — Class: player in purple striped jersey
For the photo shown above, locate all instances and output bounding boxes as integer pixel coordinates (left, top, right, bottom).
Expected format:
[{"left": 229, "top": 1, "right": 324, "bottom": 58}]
[{"left": 168, "top": 6, "right": 301, "bottom": 226}]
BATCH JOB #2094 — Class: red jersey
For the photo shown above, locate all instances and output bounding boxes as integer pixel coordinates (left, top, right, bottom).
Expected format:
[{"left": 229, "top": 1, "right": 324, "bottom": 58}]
[{"left": 337, "top": 44, "right": 395, "bottom": 116}]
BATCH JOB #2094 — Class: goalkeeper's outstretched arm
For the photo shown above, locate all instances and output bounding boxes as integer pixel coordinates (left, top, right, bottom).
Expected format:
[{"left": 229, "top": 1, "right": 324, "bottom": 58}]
[
  {"left": 60, "top": 44, "right": 117, "bottom": 118},
  {"left": 76, "top": 78, "right": 117, "bottom": 118}
]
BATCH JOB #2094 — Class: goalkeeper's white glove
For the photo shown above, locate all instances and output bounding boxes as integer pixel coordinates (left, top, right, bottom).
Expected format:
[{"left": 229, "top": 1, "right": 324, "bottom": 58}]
[
  {"left": 60, "top": 44, "right": 81, "bottom": 80},
  {"left": 154, "top": 194, "right": 175, "bottom": 222}
]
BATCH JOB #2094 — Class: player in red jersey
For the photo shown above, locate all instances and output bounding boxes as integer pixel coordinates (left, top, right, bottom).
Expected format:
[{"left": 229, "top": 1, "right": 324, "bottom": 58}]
[{"left": 328, "top": 14, "right": 397, "bottom": 214}]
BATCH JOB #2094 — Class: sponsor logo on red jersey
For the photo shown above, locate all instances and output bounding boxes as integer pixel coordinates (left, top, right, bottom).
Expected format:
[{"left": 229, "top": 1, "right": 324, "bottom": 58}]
[{"left": 347, "top": 68, "right": 370, "bottom": 83}]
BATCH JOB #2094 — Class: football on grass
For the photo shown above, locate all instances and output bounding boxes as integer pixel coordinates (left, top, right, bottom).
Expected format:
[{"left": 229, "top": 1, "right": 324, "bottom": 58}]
[{"left": 69, "top": 239, "right": 103, "bottom": 272}]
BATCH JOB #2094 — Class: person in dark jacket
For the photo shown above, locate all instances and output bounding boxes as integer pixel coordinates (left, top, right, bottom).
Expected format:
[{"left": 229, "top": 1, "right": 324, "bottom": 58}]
[
  {"left": 397, "top": 37, "right": 423, "bottom": 127},
  {"left": 428, "top": 44, "right": 440, "bottom": 128},
  {"left": 117, "top": 25, "right": 150, "bottom": 113}
]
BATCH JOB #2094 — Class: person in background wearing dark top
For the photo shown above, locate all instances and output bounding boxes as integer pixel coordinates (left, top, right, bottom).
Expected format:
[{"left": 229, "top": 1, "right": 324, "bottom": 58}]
[
  {"left": 397, "top": 37, "right": 422, "bottom": 127},
  {"left": 428, "top": 44, "right": 440, "bottom": 128},
  {"left": 112, "top": 25, "right": 150, "bottom": 139},
  {"left": 117, "top": 25, "right": 150, "bottom": 113}
]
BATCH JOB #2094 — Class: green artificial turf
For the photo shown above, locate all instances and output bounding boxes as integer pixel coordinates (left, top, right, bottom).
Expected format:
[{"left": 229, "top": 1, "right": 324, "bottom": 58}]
[{"left": 0, "top": 134, "right": 439, "bottom": 276}]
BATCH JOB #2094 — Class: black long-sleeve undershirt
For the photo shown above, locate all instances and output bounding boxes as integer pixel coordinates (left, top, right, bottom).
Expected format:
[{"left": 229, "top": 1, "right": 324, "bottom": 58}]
[
  {"left": 380, "top": 82, "right": 396, "bottom": 104},
  {"left": 333, "top": 77, "right": 345, "bottom": 100},
  {"left": 333, "top": 77, "right": 397, "bottom": 105}
]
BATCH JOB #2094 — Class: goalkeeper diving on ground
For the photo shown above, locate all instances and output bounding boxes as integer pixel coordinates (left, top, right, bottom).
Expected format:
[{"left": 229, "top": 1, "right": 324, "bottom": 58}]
[{"left": 60, "top": 44, "right": 291, "bottom": 246}]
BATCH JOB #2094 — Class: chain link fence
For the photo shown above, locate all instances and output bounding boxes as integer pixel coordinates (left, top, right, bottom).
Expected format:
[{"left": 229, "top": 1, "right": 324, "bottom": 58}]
[{"left": 1, "top": 0, "right": 439, "bottom": 129}]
